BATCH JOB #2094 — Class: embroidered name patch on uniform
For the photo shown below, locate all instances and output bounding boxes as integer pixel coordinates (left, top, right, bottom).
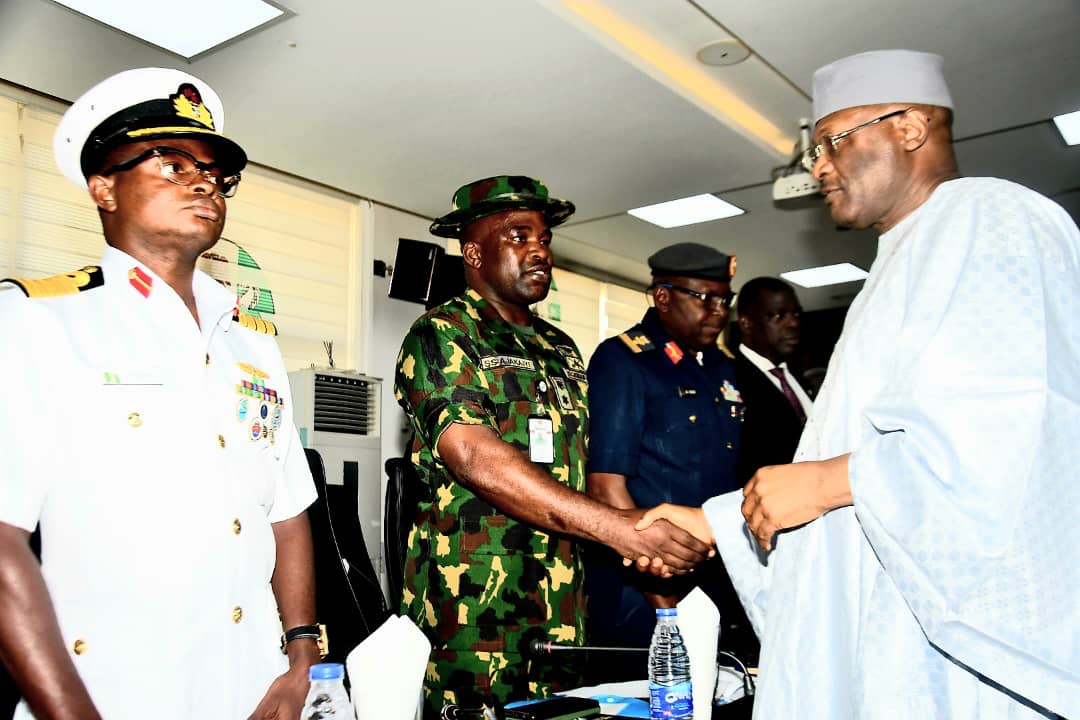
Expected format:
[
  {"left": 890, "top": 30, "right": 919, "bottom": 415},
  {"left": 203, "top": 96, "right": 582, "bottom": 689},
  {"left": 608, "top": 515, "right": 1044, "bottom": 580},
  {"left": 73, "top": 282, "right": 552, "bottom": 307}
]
[
  {"left": 478, "top": 355, "right": 536, "bottom": 372},
  {"left": 563, "top": 369, "right": 588, "bottom": 384}
]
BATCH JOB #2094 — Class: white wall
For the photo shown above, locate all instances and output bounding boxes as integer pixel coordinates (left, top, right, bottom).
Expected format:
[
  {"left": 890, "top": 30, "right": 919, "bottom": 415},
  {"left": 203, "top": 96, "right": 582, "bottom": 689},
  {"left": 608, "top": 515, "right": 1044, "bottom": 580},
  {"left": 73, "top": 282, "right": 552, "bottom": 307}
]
[{"left": 367, "top": 205, "right": 443, "bottom": 469}]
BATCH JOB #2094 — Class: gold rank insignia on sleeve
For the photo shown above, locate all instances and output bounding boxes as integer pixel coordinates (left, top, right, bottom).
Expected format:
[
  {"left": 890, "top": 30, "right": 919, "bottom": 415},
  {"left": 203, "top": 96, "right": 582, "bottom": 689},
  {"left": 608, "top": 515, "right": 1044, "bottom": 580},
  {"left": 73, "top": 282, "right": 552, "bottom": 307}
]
[
  {"left": 233, "top": 309, "right": 278, "bottom": 336},
  {"left": 618, "top": 328, "right": 655, "bottom": 353},
  {"left": 1, "top": 266, "right": 104, "bottom": 298}
]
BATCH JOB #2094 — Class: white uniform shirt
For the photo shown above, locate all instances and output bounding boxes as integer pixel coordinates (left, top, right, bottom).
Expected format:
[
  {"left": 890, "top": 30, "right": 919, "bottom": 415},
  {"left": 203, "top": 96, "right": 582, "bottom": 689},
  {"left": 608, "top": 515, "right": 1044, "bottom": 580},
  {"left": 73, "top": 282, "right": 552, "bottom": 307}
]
[
  {"left": 0, "top": 246, "right": 316, "bottom": 719},
  {"left": 706, "top": 178, "right": 1080, "bottom": 719}
]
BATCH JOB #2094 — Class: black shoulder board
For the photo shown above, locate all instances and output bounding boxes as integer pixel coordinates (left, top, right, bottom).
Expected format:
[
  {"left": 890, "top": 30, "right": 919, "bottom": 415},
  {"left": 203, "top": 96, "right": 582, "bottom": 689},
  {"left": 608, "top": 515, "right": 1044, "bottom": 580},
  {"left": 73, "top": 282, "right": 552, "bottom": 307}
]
[
  {"left": 1, "top": 266, "right": 104, "bottom": 298},
  {"left": 233, "top": 311, "right": 278, "bottom": 336}
]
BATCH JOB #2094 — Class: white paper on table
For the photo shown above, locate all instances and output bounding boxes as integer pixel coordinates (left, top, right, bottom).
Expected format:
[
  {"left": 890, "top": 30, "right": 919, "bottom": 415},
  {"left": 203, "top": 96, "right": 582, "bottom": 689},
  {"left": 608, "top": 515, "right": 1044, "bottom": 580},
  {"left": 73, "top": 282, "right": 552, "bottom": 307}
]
[
  {"left": 677, "top": 588, "right": 721, "bottom": 720},
  {"left": 346, "top": 615, "right": 432, "bottom": 720}
]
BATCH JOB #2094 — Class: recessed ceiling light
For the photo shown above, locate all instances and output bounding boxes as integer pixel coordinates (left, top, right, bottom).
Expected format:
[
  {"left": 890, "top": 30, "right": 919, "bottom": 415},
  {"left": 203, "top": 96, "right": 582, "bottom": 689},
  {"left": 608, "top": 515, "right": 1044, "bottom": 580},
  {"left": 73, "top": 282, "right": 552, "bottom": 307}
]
[
  {"left": 1052, "top": 110, "right": 1080, "bottom": 146},
  {"left": 781, "top": 263, "right": 868, "bottom": 288},
  {"left": 50, "top": 0, "right": 290, "bottom": 60},
  {"left": 628, "top": 194, "right": 745, "bottom": 228}
]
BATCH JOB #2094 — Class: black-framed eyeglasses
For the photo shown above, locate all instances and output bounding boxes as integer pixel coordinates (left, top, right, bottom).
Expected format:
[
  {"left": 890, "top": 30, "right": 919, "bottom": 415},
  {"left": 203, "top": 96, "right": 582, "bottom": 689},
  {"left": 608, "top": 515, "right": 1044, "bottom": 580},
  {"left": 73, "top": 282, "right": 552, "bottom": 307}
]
[
  {"left": 763, "top": 308, "right": 802, "bottom": 324},
  {"left": 803, "top": 108, "right": 911, "bottom": 170},
  {"left": 653, "top": 282, "right": 734, "bottom": 312},
  {"left": 101, "top": 145, "right": 241, "bottom": 198}
]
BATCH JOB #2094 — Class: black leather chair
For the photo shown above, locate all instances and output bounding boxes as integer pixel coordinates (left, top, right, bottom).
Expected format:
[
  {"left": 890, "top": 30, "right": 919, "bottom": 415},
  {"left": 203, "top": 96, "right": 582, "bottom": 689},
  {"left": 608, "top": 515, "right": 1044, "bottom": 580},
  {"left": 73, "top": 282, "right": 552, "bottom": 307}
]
[
  {"left": 383, "top": 436, "right": 426, "bottom": 610},
  {"left": 304, "top": 447, "right": 390, "bottom": 663}
]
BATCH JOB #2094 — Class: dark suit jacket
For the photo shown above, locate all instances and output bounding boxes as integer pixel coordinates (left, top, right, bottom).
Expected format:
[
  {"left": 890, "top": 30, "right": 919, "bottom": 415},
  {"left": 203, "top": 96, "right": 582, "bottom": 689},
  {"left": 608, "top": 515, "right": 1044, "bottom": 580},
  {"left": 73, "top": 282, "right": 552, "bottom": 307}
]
[{"left": 733, "top": 348, "right": 808, "bottom": 485}]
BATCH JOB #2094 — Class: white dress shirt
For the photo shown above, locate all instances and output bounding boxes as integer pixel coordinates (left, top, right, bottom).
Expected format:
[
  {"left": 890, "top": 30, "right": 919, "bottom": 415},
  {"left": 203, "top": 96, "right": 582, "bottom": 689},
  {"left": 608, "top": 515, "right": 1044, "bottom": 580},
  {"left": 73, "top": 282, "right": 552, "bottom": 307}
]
[{"left": 738, "top": 342, "right": 813, "bottom": 416}]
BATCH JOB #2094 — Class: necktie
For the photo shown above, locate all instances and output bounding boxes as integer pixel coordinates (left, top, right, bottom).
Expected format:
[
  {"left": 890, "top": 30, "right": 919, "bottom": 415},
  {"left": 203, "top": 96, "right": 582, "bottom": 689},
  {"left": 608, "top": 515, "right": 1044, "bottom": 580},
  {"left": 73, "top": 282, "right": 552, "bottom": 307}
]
[{"left": 769, "top": 367, "right": 807, "bottom": 426}]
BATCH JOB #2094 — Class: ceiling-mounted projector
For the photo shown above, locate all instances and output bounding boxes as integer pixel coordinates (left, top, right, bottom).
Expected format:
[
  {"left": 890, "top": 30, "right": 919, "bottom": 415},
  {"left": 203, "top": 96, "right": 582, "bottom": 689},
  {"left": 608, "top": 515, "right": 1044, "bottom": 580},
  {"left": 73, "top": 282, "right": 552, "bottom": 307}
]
[{"left": 772, "top": 118, "right": 821, "bottom": 202}]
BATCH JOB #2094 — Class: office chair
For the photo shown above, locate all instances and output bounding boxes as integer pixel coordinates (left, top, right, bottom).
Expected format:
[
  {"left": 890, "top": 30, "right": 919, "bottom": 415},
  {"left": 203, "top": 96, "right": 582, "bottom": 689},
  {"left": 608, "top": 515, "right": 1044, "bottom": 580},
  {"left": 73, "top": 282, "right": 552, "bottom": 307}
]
[{"left": 304, "top": 447, "right": 390, "bottom": 664}]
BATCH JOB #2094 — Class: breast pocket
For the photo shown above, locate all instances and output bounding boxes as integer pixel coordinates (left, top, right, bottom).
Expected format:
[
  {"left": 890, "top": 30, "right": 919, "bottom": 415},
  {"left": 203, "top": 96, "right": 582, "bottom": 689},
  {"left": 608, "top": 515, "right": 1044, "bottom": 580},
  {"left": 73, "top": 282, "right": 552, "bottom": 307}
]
[
  {"left": 653, "top": 396, "right": 714, "bottom": 464},
  {"left": 89, "top": 383, "right": 171, "bottom": 495}
]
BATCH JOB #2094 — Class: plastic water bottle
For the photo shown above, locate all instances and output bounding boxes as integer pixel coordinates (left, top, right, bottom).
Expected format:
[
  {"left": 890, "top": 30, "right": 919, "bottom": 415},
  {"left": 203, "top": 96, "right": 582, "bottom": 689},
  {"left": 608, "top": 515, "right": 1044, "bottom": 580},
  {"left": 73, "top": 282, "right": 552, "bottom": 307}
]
[
  {"left": 648, "top": 608, "right": 693, "bottom": 720},
  {"left": 301, "top": 663, "right": 352, "bottom": 719}
]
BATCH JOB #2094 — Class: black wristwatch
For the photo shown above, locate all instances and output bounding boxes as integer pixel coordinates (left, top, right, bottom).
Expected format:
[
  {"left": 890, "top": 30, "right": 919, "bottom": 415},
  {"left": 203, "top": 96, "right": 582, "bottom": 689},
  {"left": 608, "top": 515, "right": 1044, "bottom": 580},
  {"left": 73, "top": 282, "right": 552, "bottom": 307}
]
[{"left": 280, "top": 623, "right": 328, "bottom": 658}]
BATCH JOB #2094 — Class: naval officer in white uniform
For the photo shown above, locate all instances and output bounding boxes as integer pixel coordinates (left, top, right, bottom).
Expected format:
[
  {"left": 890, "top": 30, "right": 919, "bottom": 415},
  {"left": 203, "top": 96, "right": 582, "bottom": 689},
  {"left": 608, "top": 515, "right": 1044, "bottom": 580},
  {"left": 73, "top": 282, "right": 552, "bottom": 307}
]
[{"left": 0, "top": 68, "right": 320, "bottom": 719}]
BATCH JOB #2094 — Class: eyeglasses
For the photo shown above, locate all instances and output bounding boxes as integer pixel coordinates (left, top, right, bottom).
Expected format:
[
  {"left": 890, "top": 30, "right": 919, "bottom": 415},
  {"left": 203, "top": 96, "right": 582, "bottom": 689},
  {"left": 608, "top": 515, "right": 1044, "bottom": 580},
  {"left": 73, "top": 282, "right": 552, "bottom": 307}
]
[
  {"left": 653, "top": 283, "right": 734, "bottom": 312},
  {"left": 101, "top": 145, "right": 241, "bottom": 198},
  {"left": 802, "top": 108, "right": 911, "bottom": 170},
  {"left": 763, "top": 308, "right": 802, "bottom": 324}
]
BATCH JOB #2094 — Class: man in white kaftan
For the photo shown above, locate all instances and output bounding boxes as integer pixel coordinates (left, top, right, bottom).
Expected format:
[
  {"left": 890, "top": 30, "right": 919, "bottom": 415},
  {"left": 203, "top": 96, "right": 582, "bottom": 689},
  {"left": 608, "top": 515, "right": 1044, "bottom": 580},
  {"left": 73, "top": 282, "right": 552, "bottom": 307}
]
[{"left": 638, "top": 50, "right": 1079, "bottom": 719}]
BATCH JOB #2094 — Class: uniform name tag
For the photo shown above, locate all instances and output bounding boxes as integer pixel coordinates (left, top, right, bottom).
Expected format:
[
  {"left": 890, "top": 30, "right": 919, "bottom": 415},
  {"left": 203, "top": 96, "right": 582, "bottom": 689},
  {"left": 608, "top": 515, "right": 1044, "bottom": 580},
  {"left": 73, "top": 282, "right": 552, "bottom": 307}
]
[
  {"left": 528, "top": 416, "right": 555, "bottom": 464},
  {"left": 563, "top": 369, "right": 588, "bottom": 384},
  {"left": 479, "top": 355, "right": 536, "bottom": 372}
]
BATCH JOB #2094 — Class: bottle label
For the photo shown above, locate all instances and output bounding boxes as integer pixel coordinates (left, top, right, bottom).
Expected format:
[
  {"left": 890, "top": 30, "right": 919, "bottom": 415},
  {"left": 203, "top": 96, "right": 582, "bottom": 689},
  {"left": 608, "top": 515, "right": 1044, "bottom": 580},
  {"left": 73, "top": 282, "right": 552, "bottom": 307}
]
[{"left": 649, "top": 680, "right": 693, "bottom": 719}]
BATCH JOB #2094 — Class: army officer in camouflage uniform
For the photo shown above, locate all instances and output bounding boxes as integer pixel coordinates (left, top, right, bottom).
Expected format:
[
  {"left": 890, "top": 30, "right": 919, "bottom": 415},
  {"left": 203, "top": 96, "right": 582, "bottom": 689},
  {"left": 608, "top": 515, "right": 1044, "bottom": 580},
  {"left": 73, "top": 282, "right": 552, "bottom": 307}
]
[{"left": 394, "top": 176, "right": 712, "bottom": 715}]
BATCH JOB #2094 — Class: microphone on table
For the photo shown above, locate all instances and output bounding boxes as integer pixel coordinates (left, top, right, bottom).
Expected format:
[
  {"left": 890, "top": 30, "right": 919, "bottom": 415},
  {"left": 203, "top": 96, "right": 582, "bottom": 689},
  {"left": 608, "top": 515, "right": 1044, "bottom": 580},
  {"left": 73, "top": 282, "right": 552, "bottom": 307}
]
[{"left": 527, "top": 639, "right": 647, "bottom": 656}]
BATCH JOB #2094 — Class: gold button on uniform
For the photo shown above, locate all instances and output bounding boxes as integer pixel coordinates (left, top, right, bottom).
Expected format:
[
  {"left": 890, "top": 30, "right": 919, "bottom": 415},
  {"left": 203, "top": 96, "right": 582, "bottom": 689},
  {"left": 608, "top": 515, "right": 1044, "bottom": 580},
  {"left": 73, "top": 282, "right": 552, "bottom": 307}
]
[
  {"left": 232, "top": 606, "right": 243, "bottom": 623},
  {"left": 688, "top": 415, "right": 697, "bottom": 423},
  {"left": 232, "top": 518, "right": 242, "bottom": 535},
  {"left": 127, "top": 412, "right": 142, "bottom": 428},
  {"left": 72, "top": 639, "right": 88, "bottom": 655},
  {"left": 217, "top": 434, "right": 226, "bottom": 449},
  {"left": 726, "top": 441, "right": 734, "bottom": 450}
]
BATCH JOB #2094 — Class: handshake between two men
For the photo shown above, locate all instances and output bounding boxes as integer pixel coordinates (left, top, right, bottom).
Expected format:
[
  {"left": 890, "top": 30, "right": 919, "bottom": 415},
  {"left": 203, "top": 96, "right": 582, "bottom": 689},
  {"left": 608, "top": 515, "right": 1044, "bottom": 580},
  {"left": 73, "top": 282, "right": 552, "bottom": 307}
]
[{"left": 628, "top": 455, "right": 855, "bottom": 570}]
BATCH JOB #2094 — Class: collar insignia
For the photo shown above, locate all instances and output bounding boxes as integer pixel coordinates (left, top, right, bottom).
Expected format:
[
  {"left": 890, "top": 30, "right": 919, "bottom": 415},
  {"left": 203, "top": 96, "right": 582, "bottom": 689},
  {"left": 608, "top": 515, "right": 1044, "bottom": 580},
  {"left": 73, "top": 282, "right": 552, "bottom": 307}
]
[
  {"left": 128, "top": 266, "right": 153, "bottom": 298},
  {"left": 664, "top": 341, "right": 684, "bottom": 365}
]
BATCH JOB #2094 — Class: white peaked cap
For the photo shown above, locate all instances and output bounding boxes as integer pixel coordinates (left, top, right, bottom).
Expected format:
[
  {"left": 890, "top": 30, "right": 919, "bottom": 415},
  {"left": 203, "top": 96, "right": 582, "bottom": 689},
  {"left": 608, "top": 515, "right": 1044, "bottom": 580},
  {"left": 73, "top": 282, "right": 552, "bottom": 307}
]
[{"left": 54, "top": 67, "right": 243, "bottom": 188}]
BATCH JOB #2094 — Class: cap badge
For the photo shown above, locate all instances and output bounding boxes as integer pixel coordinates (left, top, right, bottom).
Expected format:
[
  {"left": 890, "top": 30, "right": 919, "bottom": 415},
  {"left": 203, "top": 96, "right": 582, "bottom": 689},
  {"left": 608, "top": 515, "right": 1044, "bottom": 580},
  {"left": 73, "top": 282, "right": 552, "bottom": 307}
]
[{"left": 171, "top": 83, "right": 215, "bottom": 130}]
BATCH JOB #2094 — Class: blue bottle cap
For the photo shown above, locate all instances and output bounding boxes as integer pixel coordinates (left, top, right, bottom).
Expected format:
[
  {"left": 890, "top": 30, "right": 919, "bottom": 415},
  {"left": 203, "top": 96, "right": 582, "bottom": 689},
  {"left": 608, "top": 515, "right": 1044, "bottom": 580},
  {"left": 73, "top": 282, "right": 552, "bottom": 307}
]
[
  {"left": 309, "top": 663, "right": 345, "bottom": 681},
  {"left": 655, "top": 608, "right": 678, "bottom": 617}
]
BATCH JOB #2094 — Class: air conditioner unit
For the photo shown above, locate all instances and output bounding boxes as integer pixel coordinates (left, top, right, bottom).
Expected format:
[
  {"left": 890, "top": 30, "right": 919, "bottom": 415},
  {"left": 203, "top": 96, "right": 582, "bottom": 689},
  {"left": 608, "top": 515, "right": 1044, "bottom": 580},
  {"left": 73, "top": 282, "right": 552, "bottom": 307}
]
[{"left": 288, "top": 368, "right": 384, "bottom": 584}]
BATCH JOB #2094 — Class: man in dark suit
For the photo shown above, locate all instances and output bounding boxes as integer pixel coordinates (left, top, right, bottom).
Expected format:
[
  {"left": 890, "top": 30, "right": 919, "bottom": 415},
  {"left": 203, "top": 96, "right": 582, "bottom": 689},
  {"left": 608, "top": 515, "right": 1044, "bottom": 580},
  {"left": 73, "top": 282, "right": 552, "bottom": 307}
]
[{"left": 733, "top": 277, "right": 812, "bottom": 485}]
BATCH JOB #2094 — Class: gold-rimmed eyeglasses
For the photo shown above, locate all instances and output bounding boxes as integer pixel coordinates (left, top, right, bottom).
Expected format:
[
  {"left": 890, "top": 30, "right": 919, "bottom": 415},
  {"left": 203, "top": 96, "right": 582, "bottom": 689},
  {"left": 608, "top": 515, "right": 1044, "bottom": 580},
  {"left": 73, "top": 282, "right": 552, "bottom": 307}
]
[{"left": 802, "top": 108, "right": 912, "bottom": 171}]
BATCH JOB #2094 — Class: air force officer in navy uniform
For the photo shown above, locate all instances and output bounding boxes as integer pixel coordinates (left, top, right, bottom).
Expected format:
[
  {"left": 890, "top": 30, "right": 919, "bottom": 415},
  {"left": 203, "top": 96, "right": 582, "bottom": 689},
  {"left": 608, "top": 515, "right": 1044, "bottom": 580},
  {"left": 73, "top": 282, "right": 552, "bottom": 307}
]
[{"left": 585, "top": 242, "right": 755, "bottom": 672}]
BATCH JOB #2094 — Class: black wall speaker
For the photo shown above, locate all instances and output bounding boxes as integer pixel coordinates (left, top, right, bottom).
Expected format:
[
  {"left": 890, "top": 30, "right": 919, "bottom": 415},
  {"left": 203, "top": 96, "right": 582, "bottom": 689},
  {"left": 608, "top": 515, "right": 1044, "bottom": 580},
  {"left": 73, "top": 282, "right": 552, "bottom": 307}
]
[
  {"left": 387, "top": 238, "right": 442, "bottom": 305},
  {"left": 387, "top": 238, "right": 466, "bottom": 308},
  {"left": 427, "top": 253, "right": 465, "bottom": 309}
]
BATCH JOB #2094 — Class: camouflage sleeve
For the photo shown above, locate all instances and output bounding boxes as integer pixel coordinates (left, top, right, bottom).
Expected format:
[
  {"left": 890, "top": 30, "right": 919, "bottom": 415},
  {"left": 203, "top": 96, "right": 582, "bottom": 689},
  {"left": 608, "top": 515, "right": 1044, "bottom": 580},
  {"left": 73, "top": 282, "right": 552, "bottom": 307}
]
[{"left": 394, "top": 315, "right": 498, "bottom": 459}]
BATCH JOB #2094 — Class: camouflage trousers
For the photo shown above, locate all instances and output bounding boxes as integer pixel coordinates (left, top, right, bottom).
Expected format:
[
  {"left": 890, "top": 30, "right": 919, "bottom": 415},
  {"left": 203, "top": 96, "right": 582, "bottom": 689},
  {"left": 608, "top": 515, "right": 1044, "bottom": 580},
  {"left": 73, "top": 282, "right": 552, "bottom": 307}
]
[{"left": 421, "top": 647, "right": 582, "bottom": 719}]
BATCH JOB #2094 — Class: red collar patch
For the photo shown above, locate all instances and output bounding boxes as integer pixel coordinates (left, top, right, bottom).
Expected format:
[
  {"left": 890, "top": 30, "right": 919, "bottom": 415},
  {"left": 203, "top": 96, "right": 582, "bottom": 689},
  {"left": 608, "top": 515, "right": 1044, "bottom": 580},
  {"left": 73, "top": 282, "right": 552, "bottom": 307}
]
[
  {"left": 664, "top": 341, "right": 684, "bottom": 365},
  {"left": 128, "top": 266, "right": 153, "bottom": 298}
]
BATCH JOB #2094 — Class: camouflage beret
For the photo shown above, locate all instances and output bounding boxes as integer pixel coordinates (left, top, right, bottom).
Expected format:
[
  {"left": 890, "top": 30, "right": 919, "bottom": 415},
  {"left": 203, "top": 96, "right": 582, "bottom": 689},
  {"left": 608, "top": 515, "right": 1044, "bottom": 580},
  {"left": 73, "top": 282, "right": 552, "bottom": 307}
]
[
  {"left": 429, "top": 175, "right": 575, "bottom": 239},
  {"left": 648, "top": 242, "right": 737, "bottom": 282}
]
